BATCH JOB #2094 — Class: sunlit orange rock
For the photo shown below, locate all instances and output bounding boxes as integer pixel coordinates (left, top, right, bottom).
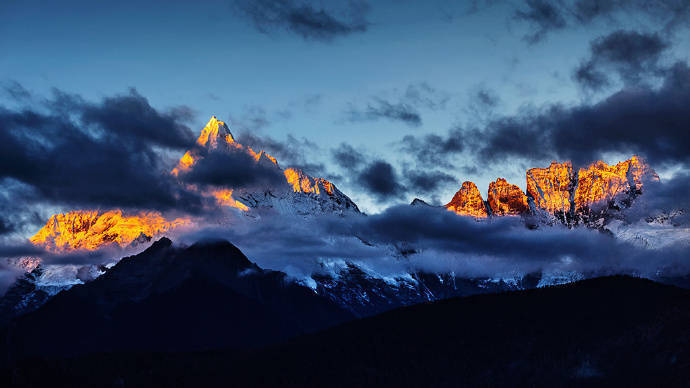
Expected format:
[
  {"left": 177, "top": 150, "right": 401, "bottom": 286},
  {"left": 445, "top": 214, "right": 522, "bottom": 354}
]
[
  {"left": 445, "top": 181, "right": 488, "bottom": 218},
  {"left": 573, "top": 156, "right": 659, "bottom": 212},
  {"left": 284, "top": 168, "right": 334, "bottom": 195},
  {"left": 196, "top": 115, "right": 235, "bottom": 148},
  {"left": 250, "top": 149, "right": 278, "bottom": 165},
  {"left": 30, "top": 210, "right": 188, "bottom": 252},
  {"left": 211, "top": 189, "right": 249, "bottom": 211},
  {"left": 527, "top": 161, "right": 574, "bottom": 214},
  {"left": 487, "top": 178, "right": 528, "bottom": 216},
  {"left": 171, "top": 151, "right": 195, "bottom": 176}
]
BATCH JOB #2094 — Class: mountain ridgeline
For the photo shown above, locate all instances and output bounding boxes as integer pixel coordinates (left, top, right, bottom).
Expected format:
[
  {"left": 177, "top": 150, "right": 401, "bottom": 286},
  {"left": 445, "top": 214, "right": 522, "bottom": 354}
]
[
  {"left": 1, "top": 238, "right": 353, "bottom": 360},
  {"left": 445, "top": 156, "right": 659, "bottom": 225},
  {"left": 29, "top": 117, "right": 360, "bottom": 252},
  {"left": 28, "top": 116, "right": 664, "bottom": 253}
]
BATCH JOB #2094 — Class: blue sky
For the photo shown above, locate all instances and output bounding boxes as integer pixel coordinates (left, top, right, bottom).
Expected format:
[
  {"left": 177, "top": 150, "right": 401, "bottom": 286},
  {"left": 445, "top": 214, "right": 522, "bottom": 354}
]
[{"left": 2, "top": 0, "right": 690, "bottom": 213}]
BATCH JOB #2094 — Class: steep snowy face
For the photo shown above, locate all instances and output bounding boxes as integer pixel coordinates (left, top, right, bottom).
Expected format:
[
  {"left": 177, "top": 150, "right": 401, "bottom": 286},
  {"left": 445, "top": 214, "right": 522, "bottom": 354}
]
[
  {"left": 487, "top": 178, "right": 529, "bottom": 216},
  {"left": 30, "top": 210, "right": 189, "bottom": 252},
  {"left": 574, "top": 156, "right": 659, "bottom": 212},
  {"left": 174, "top": 116, "right": 360, "bottom": 216},
  {"left": 527, "top": 161, "right": 575, "bottom": 215},
  {"left": 445, "top": 181, "right": 488, "bottom": 218}
]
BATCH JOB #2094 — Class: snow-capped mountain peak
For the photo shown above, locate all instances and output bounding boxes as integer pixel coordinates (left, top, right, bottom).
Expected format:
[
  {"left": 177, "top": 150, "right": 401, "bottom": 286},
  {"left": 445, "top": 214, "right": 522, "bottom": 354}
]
[{"left": 196, "top": 115, "right": 235, "bottom": 148}]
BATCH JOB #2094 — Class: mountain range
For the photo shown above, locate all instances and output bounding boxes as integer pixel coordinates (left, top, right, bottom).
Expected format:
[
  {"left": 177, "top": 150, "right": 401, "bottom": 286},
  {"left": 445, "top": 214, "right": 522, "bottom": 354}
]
[
  {"left": 25, "top": 116, "right": 668, "bottom": 253},
  {"left": 1, "top": 116, "right": 689, "bottom": 386},
  {"left": 2, "top": 116, "right": 687, "bottom": 320}
]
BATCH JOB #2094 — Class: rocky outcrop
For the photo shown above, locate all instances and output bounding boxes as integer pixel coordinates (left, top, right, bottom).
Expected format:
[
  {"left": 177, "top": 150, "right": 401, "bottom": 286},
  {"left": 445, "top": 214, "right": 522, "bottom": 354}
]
[
  {"left": 284, "top": 168, "right": 335, "bottom": 196},
  {"left": 448, "top": 156, "right": 658, "bottom": 224},
  {"left": 445, "top": 181, "right": 488, "bottom": 218},
  {"left": 30, "top": 210, "right": 188, "bottom": 252},
  {"left": 488, "top": 178, "right": 529, "bottom": 216},
  {"left": 526, "top": 161, "right": 575, "bottom": 215},
  {"left": 574, "top": 156, "right": 659, "bottom": 212}
]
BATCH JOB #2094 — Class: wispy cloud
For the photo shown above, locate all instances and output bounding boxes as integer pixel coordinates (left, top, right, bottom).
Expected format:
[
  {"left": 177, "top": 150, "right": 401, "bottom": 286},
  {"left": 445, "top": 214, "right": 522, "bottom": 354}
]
[{"left": 232, "top": 0, "right": 370, "bottom": 41}]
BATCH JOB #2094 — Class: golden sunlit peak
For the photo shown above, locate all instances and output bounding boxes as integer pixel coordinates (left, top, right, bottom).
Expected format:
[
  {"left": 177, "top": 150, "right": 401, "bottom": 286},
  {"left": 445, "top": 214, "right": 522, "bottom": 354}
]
[
  {"left": 444, "top": 181, "right": 488, "bottom": 218},
  {"left": 196, "top": 115, "right": 235, "bottom": 148}
]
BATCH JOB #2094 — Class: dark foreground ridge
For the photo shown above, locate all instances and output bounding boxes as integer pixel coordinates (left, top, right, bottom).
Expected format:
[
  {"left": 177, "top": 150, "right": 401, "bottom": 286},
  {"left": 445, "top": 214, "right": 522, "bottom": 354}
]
[
  {"left": 3, "top": 275, "right": 689, "bottom": 387},
  {"left": 0, "top": 237, "right": 353, "bottom": 360}
]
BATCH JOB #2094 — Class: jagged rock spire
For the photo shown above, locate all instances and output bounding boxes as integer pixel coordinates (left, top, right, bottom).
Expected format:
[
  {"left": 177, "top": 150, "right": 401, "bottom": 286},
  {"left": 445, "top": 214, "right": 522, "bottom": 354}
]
[
  {"left": 196, "top": 116, "right": 235, "bottom": 148},
  {"left": 488, "top": 178, "right": 528, "bottom": 216},
  {"left": 445, "top": 181, "right": 488, "bottom": 218}
]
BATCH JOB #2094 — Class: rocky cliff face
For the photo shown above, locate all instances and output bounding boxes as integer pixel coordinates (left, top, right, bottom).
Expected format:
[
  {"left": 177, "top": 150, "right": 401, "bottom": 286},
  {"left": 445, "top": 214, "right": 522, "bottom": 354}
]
[
  {"left": 574, "top": 156, "right": 659, "bottom": 213},
  {"left": 445, "top": 181, "right": 488, "bottom": 218},
  {"left": 527, "top": 161, "right": 575, "bottom": 216},
  {"left": 488, "top": 178, "right": 529, "bottom": 216},
  {"left": 446, "top": 156, "right": 658, "bottom": 225},
  {"left": 30, "top": 210, "right": 188, "bottom": 252}
]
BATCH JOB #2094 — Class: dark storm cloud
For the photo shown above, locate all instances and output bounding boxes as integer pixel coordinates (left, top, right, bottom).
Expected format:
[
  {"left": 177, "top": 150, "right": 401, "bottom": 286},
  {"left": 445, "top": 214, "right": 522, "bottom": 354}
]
[
  {"left": 333, "top": 136, "right": 461, "bottom": 202},
  {"left": 332, "top": 143, "right": 365, "bottom": 169},
  {"left": 398, "top": 127, "right": 464, "bottom": 169},
  {"left": 511, "top": 0, "right": 690, "bottom": 42},
  {"left": 0, "top": 86, "right": 205, "bottom": 213},
  {"left": 402, "top": 169, "right": 456, "bottom": 196},
  {"left": 466, "top": 61, "right": 690, "bottom": 168},
  {"left": 358, "top": 160, "right": 405, "bottom": 200},
  {"left": 80, "top": 88, "right": 197, "bottom": 150},
  {"left": 514, "top": 0, "right": 567, "bottom": 44},
  {"left": 232, "top": 0, "right": 370, "bottom": 41},
  {"left": 346, "top": 99, "right": 422, "bottom": 127},
  {"left": 178, "top": 148, "right": 284, "bottom": 188},
  {"left": 574, "top": 30, "right": 669, "bottom": 90}
]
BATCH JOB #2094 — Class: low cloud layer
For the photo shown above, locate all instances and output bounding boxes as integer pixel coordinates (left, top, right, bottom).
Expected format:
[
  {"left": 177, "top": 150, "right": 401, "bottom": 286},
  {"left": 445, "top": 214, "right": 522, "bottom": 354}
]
[{"left": 175, "top": 203, "right": 690, "bottom": 284}]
